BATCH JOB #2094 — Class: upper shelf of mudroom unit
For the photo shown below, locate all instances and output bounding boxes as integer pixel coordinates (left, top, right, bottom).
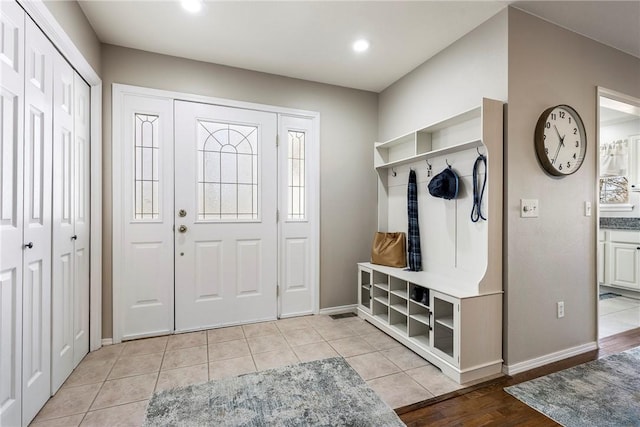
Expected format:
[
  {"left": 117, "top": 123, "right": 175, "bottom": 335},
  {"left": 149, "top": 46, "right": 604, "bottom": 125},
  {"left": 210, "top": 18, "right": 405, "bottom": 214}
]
[{"left": 374, "top": 105, "right": 483, "bottom": 169}]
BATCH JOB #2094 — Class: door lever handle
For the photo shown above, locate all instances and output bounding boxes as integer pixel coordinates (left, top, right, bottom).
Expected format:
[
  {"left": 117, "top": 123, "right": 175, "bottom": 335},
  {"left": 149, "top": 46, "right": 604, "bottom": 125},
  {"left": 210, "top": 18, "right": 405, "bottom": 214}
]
[
  {"left": 24, "top": 242, "right": 34, "bottom": 249},
  {"left": 71, "top": 235, "right": 78, "bottom": 241}
]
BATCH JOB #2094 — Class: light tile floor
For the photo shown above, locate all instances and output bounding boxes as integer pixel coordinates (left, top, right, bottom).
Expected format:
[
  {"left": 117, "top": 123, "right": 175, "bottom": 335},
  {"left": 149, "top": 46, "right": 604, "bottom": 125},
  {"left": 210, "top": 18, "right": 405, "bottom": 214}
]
[
  {"left": 31, "top": 315, "right": 463, "bottom": 426},
  {"left": 599, "top": 295, "right": 640, "bottom": 338}
]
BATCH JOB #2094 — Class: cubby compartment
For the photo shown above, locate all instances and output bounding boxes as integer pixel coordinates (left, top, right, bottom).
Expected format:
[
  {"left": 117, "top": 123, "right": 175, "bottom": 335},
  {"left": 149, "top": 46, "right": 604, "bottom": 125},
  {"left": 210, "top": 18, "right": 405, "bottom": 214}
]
[
  {"left": 389, "top": 276, "right": 408, "bottom": 298},
  {"left": 409, "top": 299, "right": 430, "bottom": 326},
  {"left": 389, "top": 308, "right": 407, "bottom": 335},
  {"left": 408, "top": 316, "right": 430, "bottom": 347},
  {"left": 372, "top": 298, "right": 388, "bottom": 323},
  {"left": 372, "top": 270, "right": 389, "bottom": 292},
  {"left": 389, "top": 293, "right": 408, "bottom": 316},
  {"left": 408, "top": 283, "right": 429, "bottom": 307}
]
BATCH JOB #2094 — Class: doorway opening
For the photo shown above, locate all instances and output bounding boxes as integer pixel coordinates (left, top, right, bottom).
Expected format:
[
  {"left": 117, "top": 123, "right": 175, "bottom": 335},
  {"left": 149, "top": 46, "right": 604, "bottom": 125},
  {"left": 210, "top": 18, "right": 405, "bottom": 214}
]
[{"left": 597, "top": 88, "right": 640, "bottom": 339}]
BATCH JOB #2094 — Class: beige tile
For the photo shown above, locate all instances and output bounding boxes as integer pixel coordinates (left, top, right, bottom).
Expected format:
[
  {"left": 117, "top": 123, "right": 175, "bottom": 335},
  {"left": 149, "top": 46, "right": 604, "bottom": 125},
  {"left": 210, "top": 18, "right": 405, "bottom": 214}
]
[
  {"left": 81, "top": 343, "right": 125, "bottom": 363},
  {"left": 108, "top": 352, "right": 163, "bottom": 380},
  {"left": 314, "top": 324, "right": 357, "bottom": 341},
  {"left": 207, "top": 326, "right": 245, "bottom": 343},
  {"left": 242, "top": 322, "right": 280, "bottom": 338},
  {"left": 328, "top": 336, "right": 375, "bottom": 358},
  {"left": 91, "top": 373, "right": 157, "bottom": 410},
  {"left": 208, "top": 338, "right": 251, "bottom": 361},
  {"left": 162, "top": 345, "right": 208, "bottom": 370},
  {"left": 121, "top": 336, "right": 168, "bottom": 357},
  {"left": 348, "top": 320, "right": 379, "bottom": 336},
  {"left": 305, "top": 315, "right": 335, "bottom": 327},
  {"left": 406, "top": 364, "right": 464, "bottom": 396},
  {"left": 282, "top": 328, "right": 324, "bottom": 347},
  {"left": 166, "top": 331, "right": 207, "bottom": 351},
  {"left": 381, "top": 346, "right": 429, "bottom": 370},
  {"left": 156, "top": 364, "right": 209, "bottom": 392},
  {"left": 31, "top": 413, "right": 84, "bottom": 427},
  {"left": 345, "top": 352, "right": 401, "bottom": 380},
  {"left": 292, "top": 342, "right": 339, "bottom": 363},
  {"left": 275, "top": 316, "right": 312, "bottom": 332},
  {"left": 361, "top": 330, "right": 403, "bottom": 350},
  {"left": 209, "top": 356, "right": 257, "bottom": 380},
  {"left": 62, "top": 358, "right": 114, "bottom": 388},
  {"left": 367, "top": 372, "right": 434, "bottom": 409},
  {"left": 252, "top": 348, "right": 299, "bottom": 371},
  {"left": 80, "top": 400, "right": 148, "bottom": 427},
  {"left": 247, "top": 334, "right": 289, "bottom": 354},
  {"left": 33, "top": 383, "right": 101, "bottom": 422}
]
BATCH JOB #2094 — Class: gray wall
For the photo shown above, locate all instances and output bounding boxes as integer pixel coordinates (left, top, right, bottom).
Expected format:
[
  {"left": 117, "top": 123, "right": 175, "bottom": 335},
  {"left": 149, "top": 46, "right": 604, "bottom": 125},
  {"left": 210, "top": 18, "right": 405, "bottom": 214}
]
[
  {"left": 43, "top": 0, "right": 101, "bottom": 75},
  {"left": 505, "top": 7, "right": 640, "bottom": 366},
  {"left": 100, "top": 44, "right": 378, "bottom": 337},
  {"left": 378, "top": 10, "right": 508, "bottom": 141}
]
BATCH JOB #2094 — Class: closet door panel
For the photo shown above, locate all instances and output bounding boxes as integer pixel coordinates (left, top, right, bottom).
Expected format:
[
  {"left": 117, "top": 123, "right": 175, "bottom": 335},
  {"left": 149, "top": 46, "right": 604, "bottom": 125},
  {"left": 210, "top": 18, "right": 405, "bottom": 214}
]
[
  {"left": 51, "top": 51, "right": 75, "bottom": 392},
  {"left": 22, "top": 16, "right": 53, "bottom": 425},
  {"left": 72, "top": 73, "right": 90, "bottom": 366},
  {"left": 0, "top": 3, "right": 24, "bottom": 426}
]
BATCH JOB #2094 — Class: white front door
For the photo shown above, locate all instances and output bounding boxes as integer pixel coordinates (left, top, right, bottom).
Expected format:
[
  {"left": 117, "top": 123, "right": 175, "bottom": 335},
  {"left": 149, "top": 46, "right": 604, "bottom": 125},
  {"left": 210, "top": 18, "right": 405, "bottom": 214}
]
[{"left": 174, "top": 101, "right": 278, "bottom": 331}]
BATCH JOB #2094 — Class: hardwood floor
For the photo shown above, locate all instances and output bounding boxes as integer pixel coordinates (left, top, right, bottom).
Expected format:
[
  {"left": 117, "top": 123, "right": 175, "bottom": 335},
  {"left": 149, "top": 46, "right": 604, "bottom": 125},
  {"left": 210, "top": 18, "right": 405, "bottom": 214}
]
[{"left": 398, "top": 327, "right": 640, "bottom": 426}]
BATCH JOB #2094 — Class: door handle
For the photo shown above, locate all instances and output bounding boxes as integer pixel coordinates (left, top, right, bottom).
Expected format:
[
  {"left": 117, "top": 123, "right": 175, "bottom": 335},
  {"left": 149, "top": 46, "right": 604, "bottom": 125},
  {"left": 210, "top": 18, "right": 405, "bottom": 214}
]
[
  {"left": 178, "top": 225, "right": 188, "bottom": 233},
  {"left": 71, "top": 235, "right": 78, "bottom": 241},
  {"left": 24, "top": 242, "right": 34, "bottom": 249},
  {"left": 178, "top": 209, "right": 187, "bottom": 217}
]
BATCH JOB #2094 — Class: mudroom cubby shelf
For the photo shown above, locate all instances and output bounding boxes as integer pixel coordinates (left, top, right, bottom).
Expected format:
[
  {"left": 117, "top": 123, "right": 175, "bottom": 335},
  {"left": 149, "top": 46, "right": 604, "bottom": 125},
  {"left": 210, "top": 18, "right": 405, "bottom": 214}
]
[{"left": 359, "top": 98, "right": 504, "bottom": 385}]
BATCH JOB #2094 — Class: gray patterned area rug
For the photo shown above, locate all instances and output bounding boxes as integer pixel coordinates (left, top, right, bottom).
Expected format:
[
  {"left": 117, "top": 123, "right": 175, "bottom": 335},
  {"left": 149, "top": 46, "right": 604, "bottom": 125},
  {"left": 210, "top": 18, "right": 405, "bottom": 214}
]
[
  {"left": 505, "top": 346, "right": 640, "bottom": 427},
  {"left": 144, "top": 357, "right": 405, "bottom": 426}
]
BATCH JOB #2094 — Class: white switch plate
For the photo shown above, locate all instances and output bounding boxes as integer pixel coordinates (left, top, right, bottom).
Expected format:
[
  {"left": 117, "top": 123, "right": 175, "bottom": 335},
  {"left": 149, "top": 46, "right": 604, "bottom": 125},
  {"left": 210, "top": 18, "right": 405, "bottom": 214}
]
[
  {"left": 585, "top": 201, "right": 592, "bottom": 217},
  {"left": 521, "top": 199, "right": 539, "bottom": 218},
  {"left": 557, "top": 301, "right": 565, "bottom": 318}
]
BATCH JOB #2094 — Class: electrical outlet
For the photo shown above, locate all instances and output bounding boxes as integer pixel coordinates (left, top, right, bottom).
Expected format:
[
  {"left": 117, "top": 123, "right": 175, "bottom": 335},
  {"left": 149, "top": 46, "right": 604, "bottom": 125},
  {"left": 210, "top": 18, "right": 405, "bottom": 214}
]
[{"left": 557, "top": 301, "right": 565, "bottom": 318}]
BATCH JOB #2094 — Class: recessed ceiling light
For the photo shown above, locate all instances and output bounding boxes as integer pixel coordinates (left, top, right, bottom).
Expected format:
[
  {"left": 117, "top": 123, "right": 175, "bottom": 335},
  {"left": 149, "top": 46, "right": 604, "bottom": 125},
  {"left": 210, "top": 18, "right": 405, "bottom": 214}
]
[
  {"left": 353, "top": 39, "right": 370, "bottom": 53},
  {"left": 181, "top": 0, "right": 203, "bottom": 13}
]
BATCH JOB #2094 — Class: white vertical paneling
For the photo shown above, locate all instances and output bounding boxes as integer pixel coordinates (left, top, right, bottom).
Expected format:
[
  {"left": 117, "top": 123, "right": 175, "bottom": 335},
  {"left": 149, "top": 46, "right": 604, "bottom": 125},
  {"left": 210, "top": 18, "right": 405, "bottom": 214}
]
[
  {"left": 51, "top": 48, "right": 75, "bottom": 393},
  {"left": 236, "top": 240, "right": 261, "bottom": 295},
  {"left": 194, "top": 241, "right": 223, "bottom": 300},
  {"left": 22, "top": 16, "right": 53, "bottom": 425},
  {"left": 0, "top": 3, "right": 24, "bottom": 425}
]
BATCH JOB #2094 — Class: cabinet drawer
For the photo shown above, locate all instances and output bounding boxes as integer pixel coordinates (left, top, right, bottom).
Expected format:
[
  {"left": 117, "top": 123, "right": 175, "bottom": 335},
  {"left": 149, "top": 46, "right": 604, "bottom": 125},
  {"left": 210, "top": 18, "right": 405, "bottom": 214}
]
[{"left": 609, "top": 230, "right": 640, "bottom": 244}]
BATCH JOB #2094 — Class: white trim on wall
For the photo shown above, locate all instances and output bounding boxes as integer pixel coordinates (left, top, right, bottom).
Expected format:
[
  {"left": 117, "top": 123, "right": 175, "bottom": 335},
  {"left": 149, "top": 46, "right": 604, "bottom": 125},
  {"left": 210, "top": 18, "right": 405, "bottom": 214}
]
[
  {"left": 318, "top": 304, "right": 358, "bottom": 316},
  {"left": 19, "top": 0, "right": 103, "bottom": 351},
  {"left": 502, "top": 341, "right": 598, "bottom": 376},
  {"left": 112, "top": 83, "right": 320, "bottom": 343}
]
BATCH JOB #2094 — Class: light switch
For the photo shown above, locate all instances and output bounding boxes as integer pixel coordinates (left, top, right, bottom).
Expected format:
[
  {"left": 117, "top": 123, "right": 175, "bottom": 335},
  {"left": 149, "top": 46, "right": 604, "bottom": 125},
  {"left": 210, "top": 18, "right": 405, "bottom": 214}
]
[
  {"left": 585, "top": 201, "right": 592, "bottom": 217},
  {"left": 521, "top": 199, "right": 539, "bottom": 218}
]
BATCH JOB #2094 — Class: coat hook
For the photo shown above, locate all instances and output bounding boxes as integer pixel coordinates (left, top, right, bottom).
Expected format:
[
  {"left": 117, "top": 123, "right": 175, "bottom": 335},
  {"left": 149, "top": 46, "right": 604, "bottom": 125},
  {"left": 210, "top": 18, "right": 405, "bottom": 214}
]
[
  {"left": 446, "top": 158, "right": 451, "bottom": 168},
  {"left": 426, "top": 159, "right": 432, "bottom": 177},
  {"left": 477, "top": 146, "right": 485, "bottom": 156},
  {"left": 391, "top": 167, "right": 397, "bottom": 177}
]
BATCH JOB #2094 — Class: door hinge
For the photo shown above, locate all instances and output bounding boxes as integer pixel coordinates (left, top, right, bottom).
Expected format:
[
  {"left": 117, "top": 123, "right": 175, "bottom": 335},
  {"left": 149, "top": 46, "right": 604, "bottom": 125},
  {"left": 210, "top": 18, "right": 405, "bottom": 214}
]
[
  {"left": 276, "top": 134, "right": 279, "bottom": 147},
  {"left": 276, "top": 209, "right": 280, "bottom": 223},
  {"left": 277, "top": 284, "right": 280, "bottom": 297}
]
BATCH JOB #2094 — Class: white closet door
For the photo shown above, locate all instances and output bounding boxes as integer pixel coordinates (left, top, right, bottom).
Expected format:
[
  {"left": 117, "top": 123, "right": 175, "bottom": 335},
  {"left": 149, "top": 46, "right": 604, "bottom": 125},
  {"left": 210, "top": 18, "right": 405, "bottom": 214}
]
[
  {"left": 0, "top": 2, "right": 25, "bottom": 426},
  {"left": 118, "top": 94, "right": 174, "bottom": 340},
  {"left": 72, "top": 73, "right": 90, "bottom": 366},
  {"left": 22, "top": 16, "right": 54, "bottom": 425},
  {"left": 51, "top": 49, "right": 75, "bottom": 393}
]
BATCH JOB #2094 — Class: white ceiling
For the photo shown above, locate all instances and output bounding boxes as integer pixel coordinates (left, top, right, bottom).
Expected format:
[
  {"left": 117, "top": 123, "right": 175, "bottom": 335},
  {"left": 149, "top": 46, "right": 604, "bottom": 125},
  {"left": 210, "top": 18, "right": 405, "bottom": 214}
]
[{"left": 78, "top": 1, "right": 640, "bottom": 93}]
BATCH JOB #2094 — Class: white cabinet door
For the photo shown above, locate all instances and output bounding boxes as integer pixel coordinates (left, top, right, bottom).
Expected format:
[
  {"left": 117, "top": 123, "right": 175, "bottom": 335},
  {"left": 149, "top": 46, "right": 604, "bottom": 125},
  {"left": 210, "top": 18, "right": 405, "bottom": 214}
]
[
  {"left": 174, "top": 101, "right": 278, "bottom": 331},
  {"left": 0, "top": 3, "right": 25, "bottom": 426},
  {"left": 22, "top": 16, "right": 54, "bottom": 425},
  {"left": 608, "top": 242, "right": 640, "bottom": 290}
]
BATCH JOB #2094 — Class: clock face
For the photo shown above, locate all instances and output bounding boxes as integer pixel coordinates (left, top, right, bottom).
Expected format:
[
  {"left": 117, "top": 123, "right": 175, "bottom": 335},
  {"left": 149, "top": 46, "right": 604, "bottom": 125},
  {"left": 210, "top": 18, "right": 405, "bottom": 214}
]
[{"left": 535, "top": 105, "right": 587, "bottom": 176}]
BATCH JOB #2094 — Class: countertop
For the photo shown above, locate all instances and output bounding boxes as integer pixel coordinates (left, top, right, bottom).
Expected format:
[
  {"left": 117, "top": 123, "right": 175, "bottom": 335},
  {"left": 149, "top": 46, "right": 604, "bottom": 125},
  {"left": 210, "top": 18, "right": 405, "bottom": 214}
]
[{"left": 600, "top": 217, "right": 640, "bottom": 230}]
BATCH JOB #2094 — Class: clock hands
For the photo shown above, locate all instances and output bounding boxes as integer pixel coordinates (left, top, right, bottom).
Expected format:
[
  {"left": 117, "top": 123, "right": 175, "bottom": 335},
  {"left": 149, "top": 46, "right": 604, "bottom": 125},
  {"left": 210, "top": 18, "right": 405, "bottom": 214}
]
[{"left": 552, "top": 124, "right": 566, "bottom": 165}]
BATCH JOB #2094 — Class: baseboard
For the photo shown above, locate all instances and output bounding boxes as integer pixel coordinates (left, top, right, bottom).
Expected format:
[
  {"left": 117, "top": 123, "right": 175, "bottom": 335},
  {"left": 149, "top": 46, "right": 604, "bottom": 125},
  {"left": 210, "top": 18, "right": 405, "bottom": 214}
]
[
  {"left": 101, "top": 338, "right": 113, "bottom": 346},
  {"left": 503, "top": 341, "right": 598, "bottom": 376},
  {"left": 318, "top": 304, "right": 357, "bottom": 316}
]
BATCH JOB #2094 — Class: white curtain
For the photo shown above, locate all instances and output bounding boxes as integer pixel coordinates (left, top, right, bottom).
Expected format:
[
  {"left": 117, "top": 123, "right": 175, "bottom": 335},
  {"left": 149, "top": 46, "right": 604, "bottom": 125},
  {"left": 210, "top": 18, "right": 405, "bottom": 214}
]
[{"left": 600, "top": 139, "right": 629, "bottom": 176}]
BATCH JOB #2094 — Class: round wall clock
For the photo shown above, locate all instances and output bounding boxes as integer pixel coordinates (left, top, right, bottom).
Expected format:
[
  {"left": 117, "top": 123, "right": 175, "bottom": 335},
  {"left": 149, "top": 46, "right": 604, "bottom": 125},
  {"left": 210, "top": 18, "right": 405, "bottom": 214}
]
[{"left": 534, "top": 104, "right": 587, "bottom": 176}]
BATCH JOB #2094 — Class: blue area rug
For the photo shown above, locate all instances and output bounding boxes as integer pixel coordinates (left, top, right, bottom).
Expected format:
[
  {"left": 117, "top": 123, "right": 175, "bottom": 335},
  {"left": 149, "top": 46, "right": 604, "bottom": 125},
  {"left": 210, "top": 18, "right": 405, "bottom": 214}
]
[
  {"left": 505, "top": 346, "right": 640, "bottom": 427},
  {"left": 599, "top": 292, "right": 621, "bottom": 300},
  {"left": 144, "top": 357, "right": 405, "bottom": 426}
]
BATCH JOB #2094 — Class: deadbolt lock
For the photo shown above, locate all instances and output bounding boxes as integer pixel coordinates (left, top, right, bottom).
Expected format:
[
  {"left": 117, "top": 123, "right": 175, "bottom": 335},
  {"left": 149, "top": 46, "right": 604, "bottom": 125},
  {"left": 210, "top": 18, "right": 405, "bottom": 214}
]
[
  {"left": 178, "top": 209, "right": 187, "bottom": 217},
  {"left": 178, "top": 225, "right": 188, "bottom": 233}
]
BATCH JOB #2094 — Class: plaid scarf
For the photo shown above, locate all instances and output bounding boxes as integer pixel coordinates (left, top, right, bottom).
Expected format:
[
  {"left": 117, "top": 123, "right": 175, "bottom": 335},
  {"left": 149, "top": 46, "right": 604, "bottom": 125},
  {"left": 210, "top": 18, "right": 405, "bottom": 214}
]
[{"left": 407, "top": 169, "right": 422, "bottom": 271}]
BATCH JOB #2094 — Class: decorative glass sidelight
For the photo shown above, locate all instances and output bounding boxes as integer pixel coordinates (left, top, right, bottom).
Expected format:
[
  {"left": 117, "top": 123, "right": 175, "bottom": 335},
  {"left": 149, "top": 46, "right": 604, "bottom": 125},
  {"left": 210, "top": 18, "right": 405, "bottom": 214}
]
[
  {"left": 288, "top": 130, "right": 305, "bottom": 220},
  {"left": 134, "top": 114, "right": 160, "bottom": 219},
  {"left": 197, "top": 120, "right": 258, "bottom": 220}
]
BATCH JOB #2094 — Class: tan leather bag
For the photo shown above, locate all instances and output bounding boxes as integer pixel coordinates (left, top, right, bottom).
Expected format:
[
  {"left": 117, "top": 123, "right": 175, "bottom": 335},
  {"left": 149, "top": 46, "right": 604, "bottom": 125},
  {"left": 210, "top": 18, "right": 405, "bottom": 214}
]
[{"left": 371, "top": 232, "right": 407, "bottom": 268}]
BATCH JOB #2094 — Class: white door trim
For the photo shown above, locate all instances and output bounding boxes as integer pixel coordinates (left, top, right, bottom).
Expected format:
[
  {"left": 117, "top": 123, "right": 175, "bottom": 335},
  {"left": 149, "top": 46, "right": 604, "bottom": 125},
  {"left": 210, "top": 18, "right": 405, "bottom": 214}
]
[
  {"left": 18, "top": 0, "right": 103, "bottom": 351},
  {"left": 112, "top": 84, "right": 320, "bottom": 343}
]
